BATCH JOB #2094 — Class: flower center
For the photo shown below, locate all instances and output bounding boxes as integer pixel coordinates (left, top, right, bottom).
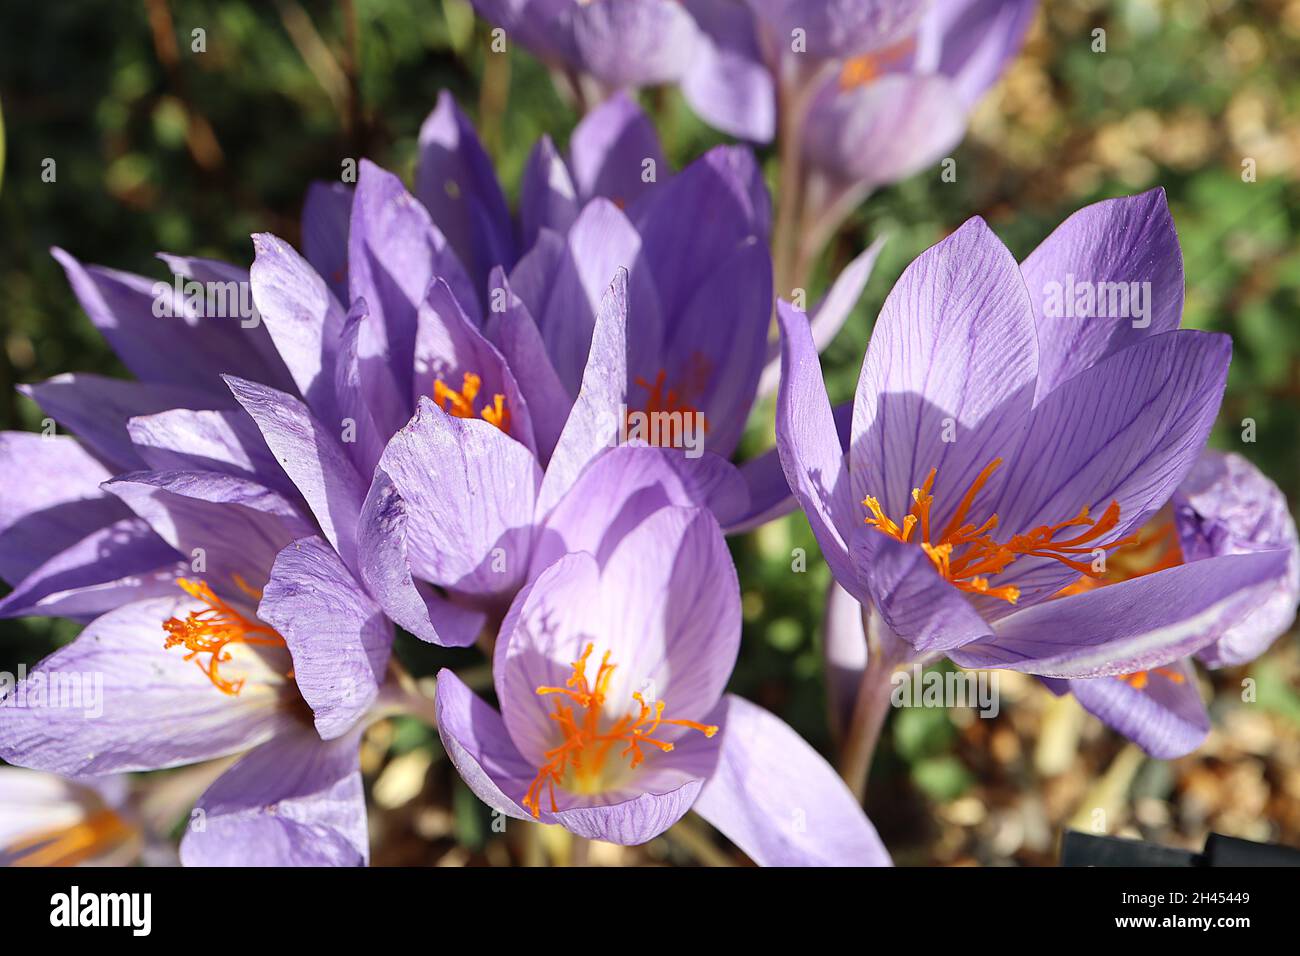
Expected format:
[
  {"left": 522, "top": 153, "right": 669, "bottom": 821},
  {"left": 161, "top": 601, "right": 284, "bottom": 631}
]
[
  {"left": 433, "top": 371, "right": 510, "bottom": 433},
  {"left": 838, "top": 37, "right": 917, "bottom": 90},
  {"left": 2, "top": 808, "right": 136, "bottom": 867},
  {"left": 863, "top": 458, "right": 1141, "bottom": 605},
  {"left": 522, "top": 643, "right": 718, "bottom": 818},
  {"left": 162, "top": 578, "right": 288, "bottom": 696},
  {"left": 625, "top": 363, "right": 711, "bottom": 449}
]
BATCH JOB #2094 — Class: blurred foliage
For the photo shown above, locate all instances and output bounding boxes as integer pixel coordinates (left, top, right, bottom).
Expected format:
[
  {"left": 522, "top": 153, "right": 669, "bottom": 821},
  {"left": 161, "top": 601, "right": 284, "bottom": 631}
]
[{"left": 1, "top": 0, "right": 1299, "bottom": 864}]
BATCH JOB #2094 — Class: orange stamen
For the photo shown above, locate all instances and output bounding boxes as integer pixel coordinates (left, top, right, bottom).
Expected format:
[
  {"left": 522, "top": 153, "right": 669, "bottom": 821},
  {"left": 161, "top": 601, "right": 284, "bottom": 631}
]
[
  {"left": 626, "top": 362, "right": 712, "bottom": 447},
  {"left": 3, "top": 808, "right": 136, "bottom": 867},
  {"left": 1118, "top": 666, "right": 1186, "bottom": 691},
  {"left": 1051, "top": 515, "right": 1188, "bottom": 694},
  {"left": 522, "top": 643, "right": 717, "bottom": 818},
  {"left": 839, "top": 37, "right": 918, "bottom": 90},
  {"left": 433, "top": 371, "right": 510, "bottom": 434},
  {"left": 863, "top": 459, "right": 1141, "bottom": 605},
  {"left": 162, "top": 579, "right": 286, "bottom": 696}
]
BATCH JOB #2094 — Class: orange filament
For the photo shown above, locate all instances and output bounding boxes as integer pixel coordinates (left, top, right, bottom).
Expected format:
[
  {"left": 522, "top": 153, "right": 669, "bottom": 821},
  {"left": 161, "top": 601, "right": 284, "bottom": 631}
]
[
  {"left": 1117, "top": 666, "right": 1186, "bottom": 691},
  {"left": 4, "top": 808, "right": 136, "bottom": 867},
  {"left": 433, "top": 371, "right": 510, "bottom": 434},
  {"left": 522, "top": 643, "right": 718, "bottom": 818},
  {"left": 839, "top": 37, "right": 918, "bottom": 90},
  {"left": 863, "top": 459, "right": 1141, "bottom": 605},
  {"left": 163, "top": 579, "right": 287, "bottom": 696},
  {"left": 1051, "top": 516, "right": 1188, "bottom": 694}
]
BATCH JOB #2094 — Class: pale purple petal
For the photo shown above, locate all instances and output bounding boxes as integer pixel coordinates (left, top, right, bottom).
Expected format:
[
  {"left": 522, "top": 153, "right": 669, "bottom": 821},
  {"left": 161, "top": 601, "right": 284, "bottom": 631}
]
[
  {"left": 849, "top": 216, "right": 1038, "bottom": 531},
  {"left": 988, "top": 331, "right": 1231, "bottom": 608},
  {"left": 553, "top": 780, "right": 703, "bottom": 845},
  {"left": 415, "top": 91, "right": 516, "bottom": 294},
  {"left": 534, "top": 444, "right": 749, "bottom": 574},
  {"left": 127, "top": 408, "right": 300, "bottom": 500},
  {"left": 434, "top": 668, "right": 553, "bottom": 823},
  {"left": 413, "top": 278, "right": 538, "bottom": 457},
  {"left": 519, "top": 136, "right": 580, "bottom": 249},
  {"left": 378, "top": 398, "right": 541, "bottom": 599},
  {"left": 225, "top": 375, "right": 368, "bottom": 571},
  {"left": 301, "top": 181, "right": 353, "bottom": 305},
  {"left": 694, "top": 694, "right": 892, "bottom": 866},
  {"left": 0, "top": 595, "right": 295, "bottom": 775},
  {"left": 537, "top": 201, "right": 649, "bottom": 395},
  {"left": 1175, "top": 451, "right": 1300, "bottom": 667},
  {"left": 1022, "top": 189, "right": 1184, "bottom": 400},
  {"left": 356, "top": 470, "right": 486, "bottom": 648},
  {"left": 0, "top": 516, "right": 180, "bottom": 620},
  {"left": 679, "top": 0, "right": 775, "bottom": 142},
  {"left": 1065, "top": 660, "right": 1209, "bottom": 759},
  {"left": 804, "top": 73, "right": 968, "bottom": 188},
  {"left": 566, "top": 0, "right": 701, "bottom": 87},
  {"left": 774, "top": 300, "right": 864, "bottom": 603},
  {"left": 568, "top": 92, "right": 667, "bottom": 210},
  {"left": 104, "top": 471, "right": 315, "bottom": 592},
  {"left": 0, "top": 433, "right": 126, "bottom": 586},
  {"left": 249, "top": 232, "right": 348, "bottom": 423},
  {"left": 951, "top": 550, "right": 1290, "bottom": 677},
  {"left": 914, "top": 0, "right": 1036, "bottom": 108},
  {"left": 856, "top": 531, "right": 994, "bottom": 653},
  {"left": 180, "top": 724, "right": 367, "bottom": 866},
  {"left": 259, "top": 536, "right": 392, "bottom": 740},
  {"left": 536, "top": 269, "right": 629, "bottom": 516},
  {"left": 19, "top": 374, "right": 225, "bottom": 472},
  {"left": 348, "top": 160, "right": 480, "bottom": 412},
  {"left": 747, "top": 0, "right": 926, "bottom": 59},
  {"left": 51, "top": 248, "right": 288, "bottom": 398},
  {"left": 484, "top": 267, "right": 572, "bottom": 462}
]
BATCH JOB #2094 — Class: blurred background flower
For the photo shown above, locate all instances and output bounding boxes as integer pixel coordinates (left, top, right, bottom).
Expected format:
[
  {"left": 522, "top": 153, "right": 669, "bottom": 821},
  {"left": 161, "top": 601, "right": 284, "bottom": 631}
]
[{"left": 1, "top": 0, "right": 1298, "bottom": 865}]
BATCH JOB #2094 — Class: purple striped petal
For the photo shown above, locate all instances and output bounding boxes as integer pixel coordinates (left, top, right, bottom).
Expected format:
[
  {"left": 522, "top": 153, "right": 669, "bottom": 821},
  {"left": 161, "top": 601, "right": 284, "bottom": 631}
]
[
  {"left": 259, "top": 536, "right": 391, "bottom": 740},
  {"left": 1065, "top": 660, "right": 1209, "bottom": 759},
  {"left": 0, "top": 595, "right": 296, "bottom": 775},
  {"left": 1174, "top": 451, "right": 1300, "bottom": 667},
  {"left": 180, "top": 724, "right": 367, "bottom": 866},
  {"left": 1022, "top": 188, "right": 1184, "bottom": 400},
  {"left": 849, "top": 216, "right": 1038, "bottom": 532},
  {"left": 415, "top": 91, "right": 516, "bottom": 294},
  {"left": 378, "top": 398, "right": 541, "bottom": 600},
  {"left": 950, "top": 550, "right": 1290, "bottom": 677},
  {"left": 693, "top": 694, "right": 892, "bottom": 866}
]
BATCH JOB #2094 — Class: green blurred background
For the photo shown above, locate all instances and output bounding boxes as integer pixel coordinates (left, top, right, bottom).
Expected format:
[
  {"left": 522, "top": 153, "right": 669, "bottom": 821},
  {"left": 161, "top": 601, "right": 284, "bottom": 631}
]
[{"left": 2, "top": 0, "right": 1298, "bottom": 864}]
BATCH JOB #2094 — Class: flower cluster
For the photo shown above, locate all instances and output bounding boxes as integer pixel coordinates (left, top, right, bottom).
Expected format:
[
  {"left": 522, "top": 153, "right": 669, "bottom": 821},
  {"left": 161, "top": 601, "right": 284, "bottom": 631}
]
[{"left": 1, "top": 1, "right": 1295, "bottom": 868}]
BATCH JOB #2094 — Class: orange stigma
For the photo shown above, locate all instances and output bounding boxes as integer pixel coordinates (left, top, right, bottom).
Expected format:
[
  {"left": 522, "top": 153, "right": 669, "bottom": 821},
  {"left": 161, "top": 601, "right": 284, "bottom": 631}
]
[
  {"left": 863, "top": 459, "right": 1141, "bottom": 605},
  {"left": 522, "top": 643, "right": 718, "bottom": 818},
  {"left": 3, "top": 808, "right": 136, "bottom": 867},
  {"left": 433, "top": 371, "right": 510, "bottom": 433},
  {"left": 839, "top": 37, "right": 917, "bottom": 90},
  {"left": 162, "top": 578, "right": 287, "bottom": 696}
]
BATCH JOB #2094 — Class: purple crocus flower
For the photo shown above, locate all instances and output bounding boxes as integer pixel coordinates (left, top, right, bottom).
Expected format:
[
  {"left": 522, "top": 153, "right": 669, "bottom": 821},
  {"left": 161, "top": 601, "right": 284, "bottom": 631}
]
[
  {"left": 796, "top": 0, "right": 1037, "bottom": 191},
  {"left": 777, "top": 192, "right": 1291, "bottom": 776},
  {"left": 466, "top": 0, "right": 774, "bottom": 140},
  {"left": 0, "top": 399, "right": 402, "bottom": 864},
  {"left": 359, "top": 267, "right": 760, "bottom": 643},
  {"left": 1040, "top": 449, "right": 1300, "bottom": 757},
  {"left": 0, "top": 769, "right": 140, "bottom": 867},
  {"left": 436, "top": 501, "right": 889, "bottom": 864}
]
